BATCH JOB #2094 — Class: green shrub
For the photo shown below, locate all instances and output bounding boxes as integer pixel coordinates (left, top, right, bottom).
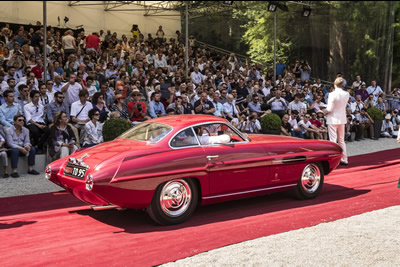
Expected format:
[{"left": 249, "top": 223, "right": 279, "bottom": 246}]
[
  {"left": 260, "top": 113, "right": 282, "bottom": 131},
  {"left": 102, "top": 118, "right": 132, "bottom": 142},
  {"left": 367, "top": 107, "right": 383, "bottom": 122}
]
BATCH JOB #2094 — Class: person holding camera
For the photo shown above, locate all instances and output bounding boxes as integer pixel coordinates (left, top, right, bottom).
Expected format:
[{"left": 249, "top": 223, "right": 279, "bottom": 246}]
[
  {"left": 148, "top": 91, "right": 165, "bottom": 119},
  {"left": 61, "top": 73, "right": 82, "bottom": 106},
  {"left": 356, "top": 108, "right": 376, "bottom": 140},
  {"left": 194, "top": 92, "right": 215, "bottom": 115},
  {"left": 381, "top": 114, "right": 396, "bottom": 138},
  {"left": 127, "top": 89, "right": 149, "bottom": 124},
  {"left": 242, "top": 112, "right": 261, "bottom": 134}
]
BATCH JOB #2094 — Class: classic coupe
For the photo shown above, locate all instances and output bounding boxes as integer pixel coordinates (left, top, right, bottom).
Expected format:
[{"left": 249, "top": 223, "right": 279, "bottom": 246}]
[{"left": 46, "top": 115, "right": 343, "bottom": 225}]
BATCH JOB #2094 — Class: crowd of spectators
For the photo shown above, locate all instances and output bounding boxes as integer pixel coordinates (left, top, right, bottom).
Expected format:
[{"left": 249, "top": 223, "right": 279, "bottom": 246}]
[{"left": 0, "top": 22, "right": 399, "bottom": 177}]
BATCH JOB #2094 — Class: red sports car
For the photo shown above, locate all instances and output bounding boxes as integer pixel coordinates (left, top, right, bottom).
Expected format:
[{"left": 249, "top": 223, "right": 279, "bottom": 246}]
[{"left": 46, "top": 115, "right": 343, "bottom": 225}]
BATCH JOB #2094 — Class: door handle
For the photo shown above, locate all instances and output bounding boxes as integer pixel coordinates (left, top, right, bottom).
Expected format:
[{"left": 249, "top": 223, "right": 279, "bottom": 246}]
[{"left": 207, "top": 155, "right": 219, "bottom": 160}]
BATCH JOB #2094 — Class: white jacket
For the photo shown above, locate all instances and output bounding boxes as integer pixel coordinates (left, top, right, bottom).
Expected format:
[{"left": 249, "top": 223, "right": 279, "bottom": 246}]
[{"left": 326, "top": 88, "right": 349, "bottom": 125}]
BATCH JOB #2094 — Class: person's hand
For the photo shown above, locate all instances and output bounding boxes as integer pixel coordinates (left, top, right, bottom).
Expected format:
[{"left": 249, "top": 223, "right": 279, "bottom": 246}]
[
  {"left": 38, "top": 124, "right": 45, "bottom": 129},
  {"left": 18, "top": 147, "right": 27, "bottom": 154},
  {"left": 0, "top": 148, "right": 8, "bottom": 152},
  {"left": 68, "top": 142, "right": 74, "bottom": 149},
  {"left": 25, "top": 145, "right": 31, "bottom": 152}
]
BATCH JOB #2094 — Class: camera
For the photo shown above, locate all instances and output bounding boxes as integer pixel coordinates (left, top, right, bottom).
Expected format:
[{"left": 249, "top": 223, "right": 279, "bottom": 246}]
[{"left": 137, "top": 104, "right": 143, "bottom": 112}]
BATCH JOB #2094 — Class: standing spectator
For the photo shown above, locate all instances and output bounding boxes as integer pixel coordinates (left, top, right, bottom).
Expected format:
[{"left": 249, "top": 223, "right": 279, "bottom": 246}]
[
  {"left": 300, "top": 62, "right": 311, "bottom": 82},
  {"left": 24, "top": 90, "right": 50, "bottom": 153},
  {"left": 5, "top": 114, "right": 39, "bottom": 177},
  {"left": 47, "top": 91, "right": 70, "bottom": 123},
  {"left": 62, "top": 30, "right": 76, "bottom": 58},
  {"left": 131, "top": 25, "right": 141, "bottom": 41},
  {"left": 84, "top": 32, "right": 101, "bottom": 55},
  {"left": 324, "top": 77, "right": 350, "bottom": 165},
  {"left": 82, "top": 109, "right": 103, "bottom": 148},
  {"left": 48, "top": 111, "right": 78, "bottom": 160},
  {"left": 156, "top": 26, "right": 165, "bottom": 44},
  {"left": 366, "top": 80, "right": 384, "bottom": 103},
  {"left": 275, "top": 59, "right": 286, "bottom": 78},
  {"left": 61, "top": 73, "right": 82, "bottom": 106}
]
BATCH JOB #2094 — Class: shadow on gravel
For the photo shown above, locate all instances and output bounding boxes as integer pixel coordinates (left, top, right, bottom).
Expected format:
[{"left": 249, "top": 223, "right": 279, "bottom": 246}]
[{"left": 72, "top": 183, "right": 370, "bottom": 234}]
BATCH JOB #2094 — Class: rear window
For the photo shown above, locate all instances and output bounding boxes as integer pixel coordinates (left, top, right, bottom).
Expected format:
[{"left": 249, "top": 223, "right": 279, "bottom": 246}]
[{"left": 118, "top": 122, "right": 172, "bottom": 143}]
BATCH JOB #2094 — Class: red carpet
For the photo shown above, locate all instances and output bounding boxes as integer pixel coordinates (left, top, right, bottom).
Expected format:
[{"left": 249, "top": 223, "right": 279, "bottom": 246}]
[{"left": 1, "top": 148, "right": 400, "bottom": 266}]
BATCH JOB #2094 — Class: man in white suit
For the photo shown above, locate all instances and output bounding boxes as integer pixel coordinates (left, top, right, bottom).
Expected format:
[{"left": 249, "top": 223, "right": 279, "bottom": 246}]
[{"left": 324, "top": 77, "right": 350, "bottom": 165}]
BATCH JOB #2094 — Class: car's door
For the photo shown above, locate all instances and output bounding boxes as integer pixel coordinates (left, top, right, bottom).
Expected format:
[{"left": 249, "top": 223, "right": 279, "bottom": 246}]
[{"left": 197, "top": 123, "right": 270, "bottom": 195}]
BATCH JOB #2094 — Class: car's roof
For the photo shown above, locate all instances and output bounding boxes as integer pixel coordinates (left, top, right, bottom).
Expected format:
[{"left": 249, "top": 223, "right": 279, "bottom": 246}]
[{"left": 149, "top": 115, "right": 227, "bottom": 129}]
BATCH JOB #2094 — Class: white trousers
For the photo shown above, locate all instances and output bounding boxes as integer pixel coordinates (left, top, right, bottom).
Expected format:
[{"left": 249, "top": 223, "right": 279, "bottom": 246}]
[
  {"left": 328, "top": 124, "right": 347, "bottom": 163},
  {"left": 59, "top": 145, "right": 78, "bottom": 159}
]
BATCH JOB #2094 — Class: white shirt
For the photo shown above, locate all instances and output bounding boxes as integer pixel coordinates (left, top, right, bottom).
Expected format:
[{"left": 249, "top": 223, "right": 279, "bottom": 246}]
[
  {"left": 289, "top": 115, "right": 299, "bottom": 129},
  {"left": 65, "top": 82, "right": 83, "bottom": 106},
  {"left": 83, "top": 120, "right": 103, "bottom": 145},
  {"left": 244, "top": 119, "right": 261, "bottom": 133},
  {"left": 288, "top": 100, "right": 306, "bottom": 114},
  {"left": 191, "top": 71, "right": 204, "bottom": 85},
  {"left": 298, "top": 120, "right": 311, "bottom": 134},
  {"left": 223, "top": 101, "right": 239, "bottom": 117},
  {"left": 24, "top": 102, "right": 45, "bottom": 124},
  {"left": 70, "top": 100, "right": 92, "bottom": 121}
]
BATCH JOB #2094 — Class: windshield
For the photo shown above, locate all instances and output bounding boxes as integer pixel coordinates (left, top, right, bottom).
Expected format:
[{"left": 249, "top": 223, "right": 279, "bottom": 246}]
[{"left": 118, "top": 122, "right": 173, "bottom": 143}]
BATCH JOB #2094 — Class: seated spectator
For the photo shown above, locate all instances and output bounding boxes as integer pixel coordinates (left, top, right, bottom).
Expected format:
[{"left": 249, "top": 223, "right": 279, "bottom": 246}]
[
  {"left": 309, "top": 112, "right": 328, "bottom": 140},
  {"left": 62, "top": 73, "right": 82, "bottom": 106},
  {"left": 223, "top": 94, "right": 239, "bottom": 122},
  {"left": 267, "top": 90, "right": 287, "bottom": 118},
  {"left": 364, "top": 94, "right": 375, "bottom": 109},
  {"left": 375, "top": 96, "right": 386, "bottom": 114},
  {"left": 128, "top": 89, "right": 149, "bottom": 123},
  {"left": 0, "top": 133, "right": 9, "bottom": 178},
  {"left": 49, "top": 111, "right": 78, "bottom": 160},
  {"left": 241, "top": 112, "right": 261, "bottom": 134},
  {"left": 288, "top": 93, "right": 306, "bottom": 115},
  {"left": 92, "top": 92, "right": 110, "bottom": 123},
  {"left": 356, "top": 108, "right": 376, "bottom": 139},
  {"left": 167, "top": 96, "right": 185, "bottom": 115},
  {"left": 83, "top": 109, "right": 104, "bottom": 148},
  {"left": 194, "top": 92, "right": 215, "bottom": 115},
  {"left": 181, "top": 91, "right": 195, "bottom": 114},
  {"left": 288, "top": 110, "right": 304, "bottom": 138},
  {"left": 0, "top": 89, "right": 21, "bottom": 131},
  {"left": 110, "top": 94, "right": 129, "bottom": 120},
  {"left": 70, "top": 89, "right": 92, "bottom": 132},
  {"left": 281, "top": 113, "right": 293, "bottom": 136},
  {"left": 47, "top": 92, "right": 70, "bottom": 123},
  {"left": 148, "top": 91, "right": 166, "bottom": 118},
  {"left": 24, "top": 90, "right": 50, "bottom": 153},
  {"left": 211, "top": 92, "right": 225, "bottom": 118},
  {"left": 248, "top": 94, "right": 267, "bottom": 117},
  {"left": 381, "top": 114, "right": 397, "bottom": 138},
  {"left": 5, "top": 114, "right": 39, "bottom": 178},
  {"left": 355, "top": 84, "right": 369, "bottom": 102},
  {"left": 298, "top": 114, "right": 320, "bottom": 139}
]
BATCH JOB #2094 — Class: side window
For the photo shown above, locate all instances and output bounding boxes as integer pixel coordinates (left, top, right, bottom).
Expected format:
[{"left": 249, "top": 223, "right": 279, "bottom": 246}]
[
  {"left": 193, "top": 123, "right": 245, "bottom": 145},
  {"left": 170, "top": 128, "right": 199, "bottom": 148}
]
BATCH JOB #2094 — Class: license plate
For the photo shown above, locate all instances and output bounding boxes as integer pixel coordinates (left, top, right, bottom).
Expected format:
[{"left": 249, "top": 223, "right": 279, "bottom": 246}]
[{"left": 64, "top": 165, "right": 87, "bottom": 179}]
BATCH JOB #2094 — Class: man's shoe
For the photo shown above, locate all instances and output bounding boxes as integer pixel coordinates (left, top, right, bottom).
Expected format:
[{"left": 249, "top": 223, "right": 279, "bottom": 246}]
[
  {"left": 371, "top": 137, "right": 378, "bottom": 140},
  {"left": 11, "top": 172, "right": 20, "bottom": 178},
  {"left": 28, "top": 170, "right": 40, "bottom": 175},
  {"left": 3, "top": 174, "right": 9, "bottom": 178},
  {"left": 354, "top": 138, "right": 361, "bottom": 141}
]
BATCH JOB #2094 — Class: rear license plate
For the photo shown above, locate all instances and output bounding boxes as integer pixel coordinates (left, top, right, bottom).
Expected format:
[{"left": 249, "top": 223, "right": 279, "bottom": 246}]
[{"left": 64, "top": 165, "right": 87, "bottom": 179}]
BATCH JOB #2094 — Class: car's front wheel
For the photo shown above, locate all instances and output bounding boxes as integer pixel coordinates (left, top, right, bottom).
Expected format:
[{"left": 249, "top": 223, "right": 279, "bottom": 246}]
[
  {"left": 294, "top": 163, "right": 324, "bottom": 200},
  {"left": 147, "top": 179, "right": 198, "bottom": 225}
]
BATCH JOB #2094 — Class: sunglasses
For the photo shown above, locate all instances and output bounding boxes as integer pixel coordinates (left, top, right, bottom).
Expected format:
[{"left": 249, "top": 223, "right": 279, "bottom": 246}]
[
  {"left": 94, "top": 113, "right": 100, "bottom": 116},
  {"left": 58, "top": 96, "right": 65, "bottom": 99},
  {"left": 17, "top": 119, "right": 25, "bottom": 122},
  {"left": 305, "top": 116, "right": 310, "bottom": 118}
]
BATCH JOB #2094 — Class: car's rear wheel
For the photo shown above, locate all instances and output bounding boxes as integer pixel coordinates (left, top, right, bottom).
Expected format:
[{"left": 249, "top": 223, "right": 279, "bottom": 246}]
[
  {"left": 294, "top": 163, "right": 324, "bottom": 200},
  {"left": 147, "top": 179, "right": 198, "bottom": 225}
]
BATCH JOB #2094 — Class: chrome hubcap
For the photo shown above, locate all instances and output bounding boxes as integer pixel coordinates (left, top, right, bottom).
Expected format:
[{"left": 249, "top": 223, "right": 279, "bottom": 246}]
[
  {"left": 160, "top": 180, "right": 191, "bottom": 217},
  {"left": 301, "top": 164, "right": 321, "bottom": 194}
]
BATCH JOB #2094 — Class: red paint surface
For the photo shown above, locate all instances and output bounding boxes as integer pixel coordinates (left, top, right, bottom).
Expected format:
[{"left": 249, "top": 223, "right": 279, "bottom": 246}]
[{"left": 1, "top": 148, "right": 400, "bottom": 267}]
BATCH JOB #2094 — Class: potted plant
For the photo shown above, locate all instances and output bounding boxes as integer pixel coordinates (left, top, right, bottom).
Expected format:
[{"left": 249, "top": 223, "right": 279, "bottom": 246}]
[
  {"left": 260, "top": 113, "right": 282, "bottom": 135},
  {"left": 102, "top": 118, "right": 132, "bottom": 142},
  {"left": 367, "top": 107, "right": 384, "bottom": 139}
]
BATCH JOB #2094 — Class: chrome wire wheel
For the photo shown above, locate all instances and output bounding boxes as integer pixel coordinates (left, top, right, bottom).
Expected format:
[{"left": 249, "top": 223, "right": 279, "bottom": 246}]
[
  {"left": 300, "top": 163, "right": 321, "bottom": 194},
  {"left": 159, "top": 179, "right": 192, "bottom": 217}
]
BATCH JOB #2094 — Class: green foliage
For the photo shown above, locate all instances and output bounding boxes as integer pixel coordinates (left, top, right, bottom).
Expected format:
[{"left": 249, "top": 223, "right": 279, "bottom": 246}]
[
  {"left": 102, "top": 118, "right": 132, "bottom": 142},
  {"left": 260, "top": 113, "right": 282, "bottom": 131},
  {"left": 367, "top": 107, "right": 384, "bottom": 122}
]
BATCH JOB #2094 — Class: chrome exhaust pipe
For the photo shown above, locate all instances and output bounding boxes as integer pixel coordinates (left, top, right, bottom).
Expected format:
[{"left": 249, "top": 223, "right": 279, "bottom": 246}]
[{"left": 91, "top": 204, "right": 120, "bottom": 211}]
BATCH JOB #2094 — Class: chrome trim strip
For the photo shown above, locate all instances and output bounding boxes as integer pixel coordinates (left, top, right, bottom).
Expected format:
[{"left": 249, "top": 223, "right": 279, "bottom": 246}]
[
  {"left": 91, "top": 204, "right": 120, "bottom": 211},
  {"left": 202, "top": 184, "right": 297, "bottom": 200}
]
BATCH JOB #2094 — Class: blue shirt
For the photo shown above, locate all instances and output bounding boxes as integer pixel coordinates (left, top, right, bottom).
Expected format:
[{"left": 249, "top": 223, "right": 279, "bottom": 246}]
[
  {"left": 275, "top": 63, "right": 286, "bottom": 76},
  {"left": 212, "top": 101, "right": 224, "bottom": 117},
  {"left": 148, "top": 101, "right": 166, "bottom": 118},
  {"left": 0, "top": 102, "right": 21, "bottom": 127}
]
